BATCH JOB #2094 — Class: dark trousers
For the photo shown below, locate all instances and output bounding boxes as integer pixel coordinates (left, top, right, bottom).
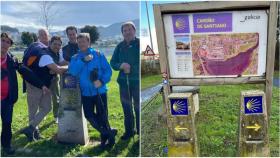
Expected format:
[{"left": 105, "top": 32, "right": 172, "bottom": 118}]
[
  {"left": 1, "top": 99, "right": 14, "bottom": 148},
  {"left": 120, "top": 84, "right": 139, "bottom": 134},
  {"left": 81, "top": 93, "right": 111, "bottom": 137}
]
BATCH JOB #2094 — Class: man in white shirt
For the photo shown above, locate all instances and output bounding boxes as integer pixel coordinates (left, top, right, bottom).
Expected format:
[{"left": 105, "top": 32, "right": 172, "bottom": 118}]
[{"left": 21, "top": 30, "right": 68, "bottom": 141}]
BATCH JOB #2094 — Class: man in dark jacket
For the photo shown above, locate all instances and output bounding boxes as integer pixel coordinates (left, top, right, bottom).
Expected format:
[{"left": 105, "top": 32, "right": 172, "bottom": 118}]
[
  {"left": 110, "top": 22, "right": 140, "bottom": 140},
  {"left": 47, "top": 36, "right": 67, "bottom": 123},
  {"left": 1, "top": 33, "right": 49, "bottom": 155},
  {"left": 62, "top": 26, "right": 79, "bottom": 62},
  {"left": 21, "top": 29, "right": 68, "bottom": 142}
]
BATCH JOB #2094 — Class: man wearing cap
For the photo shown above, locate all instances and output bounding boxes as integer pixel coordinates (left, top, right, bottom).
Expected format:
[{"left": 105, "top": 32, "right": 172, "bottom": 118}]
[{"left": 110, "top": 21, "right": 140, "bottom": 140}]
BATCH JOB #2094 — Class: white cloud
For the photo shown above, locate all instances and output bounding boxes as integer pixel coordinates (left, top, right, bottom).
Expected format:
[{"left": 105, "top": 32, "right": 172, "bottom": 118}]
[
  {"left": 141, "top": 27, "right": 159, "bottom": 54},
  {"left": 1, "top": 14, "right": 42, "bottom": 28},
  {"left": 3, "top": 1, "right": 41, "bottom": 14}
]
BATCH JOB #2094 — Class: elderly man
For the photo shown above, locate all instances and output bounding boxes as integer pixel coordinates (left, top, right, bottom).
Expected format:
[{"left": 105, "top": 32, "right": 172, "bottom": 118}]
[
  {"left": 21, "top": 29, "right": 68, "bottom": 141},
  {"left": 110, "top": 21, "right": 140, "bottom": 140},
  {"left": 62, "top": 26, "right": 79, "bottom": 62}
]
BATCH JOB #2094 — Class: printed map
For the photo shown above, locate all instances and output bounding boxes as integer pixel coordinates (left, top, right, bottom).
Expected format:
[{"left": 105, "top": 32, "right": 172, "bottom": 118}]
[{"left": 191, "top": 33, "right": 259, "bottom": 76}]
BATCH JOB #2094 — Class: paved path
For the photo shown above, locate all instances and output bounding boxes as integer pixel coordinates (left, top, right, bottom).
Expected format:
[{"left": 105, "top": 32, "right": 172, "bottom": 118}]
[
  {"left": 273, "top": 77, "right": 279, "bottom": 87},
  {"left": 141, "top": 84, "right": 162, "bottom": 103}
]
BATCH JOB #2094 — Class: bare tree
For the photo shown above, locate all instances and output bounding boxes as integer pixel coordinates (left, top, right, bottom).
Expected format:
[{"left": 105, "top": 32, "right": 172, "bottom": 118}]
[{"left": 40, "top": 1, "right": 59, "bottom": 32}]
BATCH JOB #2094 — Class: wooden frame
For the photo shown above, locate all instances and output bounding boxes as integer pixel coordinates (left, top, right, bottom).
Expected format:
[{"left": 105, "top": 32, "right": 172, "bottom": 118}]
[{"left": 153, "top": 1, "right": 278, "bottom": 121}]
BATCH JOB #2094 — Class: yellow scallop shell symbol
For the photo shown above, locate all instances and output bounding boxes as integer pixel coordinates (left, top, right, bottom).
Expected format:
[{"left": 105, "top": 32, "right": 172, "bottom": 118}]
[
  {"left": 246, "top": 98, "right": 261, "bottom": 112},
  {"left": 173, "top": 100, "right": 186, "bottom": 114},
  {"left": 175, "top": 18, "right": 186, "bottom": 30}
]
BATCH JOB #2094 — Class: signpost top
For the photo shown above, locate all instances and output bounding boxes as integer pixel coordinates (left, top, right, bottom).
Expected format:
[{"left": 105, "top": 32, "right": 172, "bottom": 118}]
[{"left": 153, "top": 1, "right": 277, "bottom": 86}]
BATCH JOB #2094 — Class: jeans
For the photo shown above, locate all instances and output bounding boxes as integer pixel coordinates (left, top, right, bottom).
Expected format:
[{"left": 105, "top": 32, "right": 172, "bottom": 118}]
[
  {"left": 1, "top": 99, "right": 14, "bottom": 148},
  {"left": 119, "top": 84, "right": 139, "bottom": 134}
]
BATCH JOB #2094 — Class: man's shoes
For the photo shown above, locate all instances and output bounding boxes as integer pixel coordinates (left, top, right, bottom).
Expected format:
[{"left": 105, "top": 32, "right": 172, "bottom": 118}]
[
  {"left": 2, "top": 147, "right": 15, "bottom": 155},
  {"left": 21, "top": 125, "right": 35, "bottom": 141},
  {"left": 107, "top": 128, "right": 118, "bottom": 148},
  {"left": 121, "top": 131, "right": 135, "bottom": 140},
  {"left": 34, "top": 129, "right": 43, "bottom": 140},
  {"left": 99, "top": 129, "right": 118, "bottom": 149}
]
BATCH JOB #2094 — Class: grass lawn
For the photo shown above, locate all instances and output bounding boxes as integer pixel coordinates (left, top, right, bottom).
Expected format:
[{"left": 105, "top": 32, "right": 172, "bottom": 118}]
[
  {"left": 1, "top": 55, "right": 139, "bottom": 157},
  {"left": 141, "top": 74, "right": 161, "bottom": 90},
  {"left": 141, "top": 74, "right": 280, "bottom": 157}
]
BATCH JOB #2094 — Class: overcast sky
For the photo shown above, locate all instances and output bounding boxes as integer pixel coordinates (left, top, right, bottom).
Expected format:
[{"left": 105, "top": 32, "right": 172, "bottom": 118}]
[{"left": 1, "top": 1, "right": 139, "bottom": 32}]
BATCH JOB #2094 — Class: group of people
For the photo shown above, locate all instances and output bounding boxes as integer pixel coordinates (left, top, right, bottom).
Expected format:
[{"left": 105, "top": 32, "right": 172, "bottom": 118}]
[{"left": 1, "top": 21, "right": 139, "bottom": 155}]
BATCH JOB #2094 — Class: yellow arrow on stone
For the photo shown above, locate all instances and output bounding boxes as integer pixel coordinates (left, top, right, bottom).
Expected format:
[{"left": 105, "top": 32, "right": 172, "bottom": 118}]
[
  {"left": 175, "top": 125, "right": 188, "bottom": 132},
  {"left": 246, "top": 123, "right": 261, "bottom": 131}
]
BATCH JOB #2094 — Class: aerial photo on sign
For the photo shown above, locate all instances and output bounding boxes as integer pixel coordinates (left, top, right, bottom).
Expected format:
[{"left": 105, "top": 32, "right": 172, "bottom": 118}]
[{"left": 191, "top": 33, "right": 259, "bottom": 76}]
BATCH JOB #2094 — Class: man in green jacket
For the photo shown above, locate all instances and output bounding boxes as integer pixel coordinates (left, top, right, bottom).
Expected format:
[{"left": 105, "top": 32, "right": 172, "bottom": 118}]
[{"left": 110, "top": 21, "right": 139, "bottom": 140}]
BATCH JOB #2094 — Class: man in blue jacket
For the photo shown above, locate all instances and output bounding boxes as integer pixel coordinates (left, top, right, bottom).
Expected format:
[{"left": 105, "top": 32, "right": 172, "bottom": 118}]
[{"left": 69, "top": 33, "right": 117, "bottom": 148}]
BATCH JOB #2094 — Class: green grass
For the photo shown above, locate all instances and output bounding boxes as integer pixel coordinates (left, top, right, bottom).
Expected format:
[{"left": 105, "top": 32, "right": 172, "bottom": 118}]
[
  {"left": 1, "top": 55, "right": 139, "bottom": 157},
  {"left": 141, "top": 76, "right": 280, "bottom": 157},
  {"left": 141, "top": 74, "right": 161, "bottom": 90}
]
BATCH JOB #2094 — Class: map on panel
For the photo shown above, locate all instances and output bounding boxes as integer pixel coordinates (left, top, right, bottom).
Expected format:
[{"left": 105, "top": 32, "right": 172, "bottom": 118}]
[{"left": 191, "top": 33, "right": 259, "bottom": 76}]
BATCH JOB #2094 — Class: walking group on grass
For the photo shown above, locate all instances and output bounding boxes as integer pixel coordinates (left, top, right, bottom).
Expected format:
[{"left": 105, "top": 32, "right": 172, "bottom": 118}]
[{"left": 1, "top": 21, "right": 139, "bottom": 155}]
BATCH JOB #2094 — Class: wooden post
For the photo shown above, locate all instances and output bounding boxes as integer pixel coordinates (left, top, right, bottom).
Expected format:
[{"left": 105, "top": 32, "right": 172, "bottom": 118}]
[
  {"left": 238, "top": 90, "right": 269, "bottom": 156},
  {"left": 265, "top": 1, "right": 278, "bottom": 123},
  {"left": 167, "top": 93, "right": 199, "bottom": 156}
]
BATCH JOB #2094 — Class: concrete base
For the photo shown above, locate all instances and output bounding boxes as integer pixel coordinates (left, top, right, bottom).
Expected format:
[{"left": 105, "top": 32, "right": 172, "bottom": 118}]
[
  {"left": 57, "top": 73, "right": 89, "bottom": 145},
  {"left": 57, "top": 110, "right": 89, "bottom": 145}
]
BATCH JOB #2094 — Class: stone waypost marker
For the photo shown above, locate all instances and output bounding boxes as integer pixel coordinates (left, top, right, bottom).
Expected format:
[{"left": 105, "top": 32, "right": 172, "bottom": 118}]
[
  {"left": 238, "top": 90, "right": 269, "bottom": 156},
  {"left": 57, "top": 73, "right": 89, "bottom": 145},
  {"left": 167, "top": 93, "right": 199, "bottom": 156}
]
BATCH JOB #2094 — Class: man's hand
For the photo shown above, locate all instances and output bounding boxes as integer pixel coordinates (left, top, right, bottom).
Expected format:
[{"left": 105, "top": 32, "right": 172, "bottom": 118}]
[
  {"left": 84, "top": 54, "right": 93, "bottom": 62},
  {"left": 93, "top": 80, "right": 102, "bottom": 88},
  {"left": 49, "top": 70, "right": 56, "bottom": 74},
  {"left": 42, "top": 86, "right": 50, "bottom": 95},
  {"left": 120, "top": 63, "right": 131, "bottom": 74}
]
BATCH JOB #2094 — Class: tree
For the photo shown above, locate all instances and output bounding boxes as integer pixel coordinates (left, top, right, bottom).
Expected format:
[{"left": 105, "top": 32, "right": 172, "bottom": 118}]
[
  {"left": 40, "top": 1, "right": 59, "bottom": 32},
  {"left": 21, "top": 32, "right": 35, "bottom": 46},
  {"left": 31, "top": 33, "right": 38, "bottom": 42},
  {"left": 1, "top": 25, "right": 19, "bottom": 33},
  {"left": 80, "top": 25, "right": 100, "bottom": 44}
]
